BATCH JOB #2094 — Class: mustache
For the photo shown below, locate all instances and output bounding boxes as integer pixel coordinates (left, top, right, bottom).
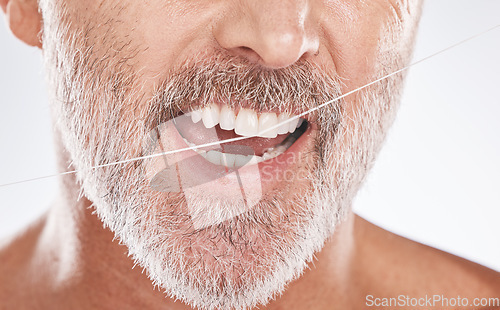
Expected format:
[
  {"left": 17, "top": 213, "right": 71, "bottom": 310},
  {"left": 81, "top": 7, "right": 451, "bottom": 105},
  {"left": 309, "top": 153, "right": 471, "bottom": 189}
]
[{"left": 146, "top": 55, "right": 344, "bottom": 130}]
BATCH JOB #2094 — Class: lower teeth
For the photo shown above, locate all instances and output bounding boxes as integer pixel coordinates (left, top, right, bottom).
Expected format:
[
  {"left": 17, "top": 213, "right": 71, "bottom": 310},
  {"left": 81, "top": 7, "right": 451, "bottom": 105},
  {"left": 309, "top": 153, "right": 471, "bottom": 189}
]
[{"left": 182, "top": 119, "right": 308, "bottom": 168}]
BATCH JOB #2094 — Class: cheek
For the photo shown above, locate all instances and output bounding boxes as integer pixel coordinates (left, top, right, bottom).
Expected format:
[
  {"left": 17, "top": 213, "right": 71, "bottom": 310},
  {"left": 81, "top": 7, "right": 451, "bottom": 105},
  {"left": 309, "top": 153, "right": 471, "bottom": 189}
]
[
  {"left": 58, "top": 0, "right": 218, "bottom": 81},
  {"left": 320, "top": 0, "right": 408, "bottom": 129},
  {"left": 123, "top": 1, "right": 221, "bottom": 81},
  {"left": 52, "top": 0, "right": 219, "bottom": 123},
  {"left": 321, "top": 0, "right": 403, "bottom": 90}
]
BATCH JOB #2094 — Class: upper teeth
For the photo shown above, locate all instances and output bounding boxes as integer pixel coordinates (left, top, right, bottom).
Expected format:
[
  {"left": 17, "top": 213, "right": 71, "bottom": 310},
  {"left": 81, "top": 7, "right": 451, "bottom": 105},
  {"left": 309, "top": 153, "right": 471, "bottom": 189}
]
[{"left": 190, "top": 104, "right": 301, "bottom": 138}]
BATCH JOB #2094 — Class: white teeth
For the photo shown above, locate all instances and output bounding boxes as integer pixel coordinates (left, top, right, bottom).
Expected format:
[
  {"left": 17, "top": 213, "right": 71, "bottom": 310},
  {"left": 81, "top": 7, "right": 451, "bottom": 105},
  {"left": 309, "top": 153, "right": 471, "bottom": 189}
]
[
  {"left": 234, "top": 154, "right": 250, "bottom": 167},
  {"left": 195, "top": 150, "right": 262, "bottom": 168},
  {"left": 219, "top": 105, "right": 236, "bottom": 130},
  {"left": 182, "top": 134, "right": 294, "bottom": 168},
  {"left": 191, "top": 104, "right": 304, "bottom": 138},
  {"left": 247, "top": 155, "right": 260, "bottom": 165},
  {"left": 234, "top": 108, "right": 259, "bottom": 137},
  {"left": 189, "top": 144, "right": 289, "bottom": 168},
  {"left": 222, "top": 153, "right": 236, "bottom": 167},
  {"left": 181, "top": 105, "right": 308, "bottom": 168},
  {"left": 258, "top": 112, "right": 278, "bottom": 138},
  {"left": 277, "top": 113, "right": 290, "bottom": 135},
  {"left": 206, "top": 150, "right": 222, "bottom": 165},
  {"left": 201, "top": 104, "right": 220, "bottom": 128},
  {"left": 261, "top": 152, "right": 274, "bottom": 161},
  {"left": 191, "top": 109, "right": 202, "bottom": 123},
  {"left": 296, "top": 118, "right": 304, "bottom": 129},
  {"left": 288, "top": 117, "right": 299, "bottom": 133}
]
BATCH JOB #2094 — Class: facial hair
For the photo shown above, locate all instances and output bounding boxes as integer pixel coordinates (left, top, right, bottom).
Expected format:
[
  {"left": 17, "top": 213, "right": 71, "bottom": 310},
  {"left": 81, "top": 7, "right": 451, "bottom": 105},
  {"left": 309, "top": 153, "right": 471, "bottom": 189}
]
[{"left": 39, "top": 2, "right": 415, "bottom": 310}]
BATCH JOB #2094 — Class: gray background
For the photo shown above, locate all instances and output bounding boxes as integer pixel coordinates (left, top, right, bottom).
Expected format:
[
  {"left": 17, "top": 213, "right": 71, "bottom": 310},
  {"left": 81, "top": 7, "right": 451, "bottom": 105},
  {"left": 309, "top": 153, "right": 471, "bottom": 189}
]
[{"left": 1, "top": 1, "right": 499, "bottom": 271}]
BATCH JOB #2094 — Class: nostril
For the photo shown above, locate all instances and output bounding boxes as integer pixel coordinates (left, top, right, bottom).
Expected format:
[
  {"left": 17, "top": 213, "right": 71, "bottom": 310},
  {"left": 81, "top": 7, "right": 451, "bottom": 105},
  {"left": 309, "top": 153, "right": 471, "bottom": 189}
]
[{"left": 230, "top": 46, "right": 261, "bottom": 63}]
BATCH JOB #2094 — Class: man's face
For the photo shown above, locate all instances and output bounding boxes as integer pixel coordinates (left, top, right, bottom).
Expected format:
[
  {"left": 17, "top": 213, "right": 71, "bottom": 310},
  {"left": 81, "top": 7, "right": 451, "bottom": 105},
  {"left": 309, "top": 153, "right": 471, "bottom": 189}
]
[{"left": 39, "top": 0, "right": 421, "bottom": 309}]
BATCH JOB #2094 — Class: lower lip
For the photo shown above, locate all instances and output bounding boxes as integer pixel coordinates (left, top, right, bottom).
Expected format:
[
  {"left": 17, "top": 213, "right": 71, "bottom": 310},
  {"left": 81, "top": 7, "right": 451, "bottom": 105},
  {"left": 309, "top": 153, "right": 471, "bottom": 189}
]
[
  {"left": 253, "top": 123, "right": 315, "bottom": 178},
  {"left": 146, "top": 121, "right": 316, "bottom": 202}
]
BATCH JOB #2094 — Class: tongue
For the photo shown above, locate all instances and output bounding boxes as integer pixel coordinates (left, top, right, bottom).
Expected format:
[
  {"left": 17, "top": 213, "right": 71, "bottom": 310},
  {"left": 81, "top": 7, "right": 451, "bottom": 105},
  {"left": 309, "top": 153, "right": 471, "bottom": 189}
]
[{"left": 173, "top": 114, "right": 288, "bottom": 156}]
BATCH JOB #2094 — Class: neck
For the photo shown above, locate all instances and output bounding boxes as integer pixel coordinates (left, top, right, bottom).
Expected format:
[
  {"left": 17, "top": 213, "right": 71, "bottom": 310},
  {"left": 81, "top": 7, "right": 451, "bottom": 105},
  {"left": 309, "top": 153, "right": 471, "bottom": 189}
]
[{"left": 28, "top": 139, "right": 358, "bottom": 310}]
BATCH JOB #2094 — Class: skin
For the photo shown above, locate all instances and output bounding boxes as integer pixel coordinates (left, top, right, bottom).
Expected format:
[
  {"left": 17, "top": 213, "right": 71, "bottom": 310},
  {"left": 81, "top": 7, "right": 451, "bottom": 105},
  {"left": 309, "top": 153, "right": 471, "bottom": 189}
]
[{"left": 1, "top": 0, "right": 499, "bottom": 309}]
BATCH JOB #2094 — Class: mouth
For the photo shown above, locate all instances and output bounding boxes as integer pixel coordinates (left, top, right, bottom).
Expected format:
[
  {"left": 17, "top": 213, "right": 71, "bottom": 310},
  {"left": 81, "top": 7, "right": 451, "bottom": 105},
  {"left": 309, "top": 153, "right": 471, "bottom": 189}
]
[
  {"left": 172, "top": 104, "right": 310, "bottom": 168},
  {"left": 146, "top": 103, "right": 316, "bottom": 228}
]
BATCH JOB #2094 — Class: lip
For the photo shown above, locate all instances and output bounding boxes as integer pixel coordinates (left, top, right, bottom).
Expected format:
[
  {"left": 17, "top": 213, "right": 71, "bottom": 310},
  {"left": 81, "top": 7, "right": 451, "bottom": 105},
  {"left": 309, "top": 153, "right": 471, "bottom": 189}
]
[
  {"left": 144, "top": 117, "right": 316, "bottom": 227},
  {"left": 254, "top": 121, "right": 315, "bottom": 172}
]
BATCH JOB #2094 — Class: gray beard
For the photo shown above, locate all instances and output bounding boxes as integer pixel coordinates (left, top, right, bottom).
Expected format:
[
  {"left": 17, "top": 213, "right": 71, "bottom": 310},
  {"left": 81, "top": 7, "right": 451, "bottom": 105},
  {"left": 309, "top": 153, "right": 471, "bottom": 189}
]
[{"left": 40, "top": 3, "right": 412, "bottom": 309}]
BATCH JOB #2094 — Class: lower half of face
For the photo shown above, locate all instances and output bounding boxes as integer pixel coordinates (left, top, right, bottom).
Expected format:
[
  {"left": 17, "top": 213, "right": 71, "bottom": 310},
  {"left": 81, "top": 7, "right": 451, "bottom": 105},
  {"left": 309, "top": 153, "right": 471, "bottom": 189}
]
[{"left": 40, "top": 0, "right": 419, "bottom": 309}]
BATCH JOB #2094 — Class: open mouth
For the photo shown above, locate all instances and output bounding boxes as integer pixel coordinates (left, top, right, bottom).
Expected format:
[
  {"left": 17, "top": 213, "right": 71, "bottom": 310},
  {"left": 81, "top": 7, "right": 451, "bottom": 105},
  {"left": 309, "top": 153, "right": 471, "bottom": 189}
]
[{"left": 173, "top": 104, "right": 309, "bottom": 168}]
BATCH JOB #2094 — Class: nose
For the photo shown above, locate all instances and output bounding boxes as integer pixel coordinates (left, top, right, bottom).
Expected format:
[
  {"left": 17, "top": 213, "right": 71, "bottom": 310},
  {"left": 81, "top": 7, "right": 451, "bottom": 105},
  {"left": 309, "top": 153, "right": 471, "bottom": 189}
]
[{"left": 214, "top": 0, "right": 320, "bottom": 69}]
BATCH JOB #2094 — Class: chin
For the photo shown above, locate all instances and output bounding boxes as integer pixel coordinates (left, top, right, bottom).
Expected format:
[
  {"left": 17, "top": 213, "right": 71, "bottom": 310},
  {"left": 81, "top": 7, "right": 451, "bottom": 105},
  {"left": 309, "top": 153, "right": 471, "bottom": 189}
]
[
  {"left": 83, "top": 130, "right": 344, "bottom": 309},
  {"left": 106, "top": 184, "right": 343, "bottom": 310}
]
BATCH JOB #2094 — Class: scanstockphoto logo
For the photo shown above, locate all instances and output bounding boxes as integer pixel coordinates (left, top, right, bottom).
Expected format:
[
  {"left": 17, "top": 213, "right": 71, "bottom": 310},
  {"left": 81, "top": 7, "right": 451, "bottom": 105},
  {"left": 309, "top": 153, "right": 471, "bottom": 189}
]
[
  {"left": 366, "top": 294, "right": 500, "bottom": 309},
  {"left": 140, "top": 115, "right": 308, "bottom": 229},
  {"left": 259, "top": 153, "right": 308, "bottom": 182}
]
